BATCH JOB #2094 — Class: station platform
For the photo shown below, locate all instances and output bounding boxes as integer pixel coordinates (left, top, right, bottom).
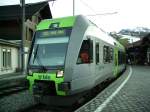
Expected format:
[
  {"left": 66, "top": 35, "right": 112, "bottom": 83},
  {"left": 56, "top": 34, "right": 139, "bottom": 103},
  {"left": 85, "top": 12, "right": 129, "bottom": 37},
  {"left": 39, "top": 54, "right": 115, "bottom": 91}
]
[{"left": 75, "top": 66, "right": 150, "bottom": 112}]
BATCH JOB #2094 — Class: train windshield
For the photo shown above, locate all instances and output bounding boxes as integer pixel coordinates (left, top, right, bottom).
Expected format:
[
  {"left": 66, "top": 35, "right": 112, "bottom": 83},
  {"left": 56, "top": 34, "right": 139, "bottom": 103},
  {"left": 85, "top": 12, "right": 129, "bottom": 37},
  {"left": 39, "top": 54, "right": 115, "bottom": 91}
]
[{"left": 29, "top": 28, "right": 71, "bottom": 67}]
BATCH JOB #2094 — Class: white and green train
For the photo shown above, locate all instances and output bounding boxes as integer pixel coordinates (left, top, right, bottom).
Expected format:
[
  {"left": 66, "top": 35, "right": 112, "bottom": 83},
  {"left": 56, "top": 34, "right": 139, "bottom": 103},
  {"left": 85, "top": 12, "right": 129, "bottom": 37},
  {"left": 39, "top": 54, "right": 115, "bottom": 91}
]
[{"left": 27, "top": 15, "right": 126, "bottom": 106}]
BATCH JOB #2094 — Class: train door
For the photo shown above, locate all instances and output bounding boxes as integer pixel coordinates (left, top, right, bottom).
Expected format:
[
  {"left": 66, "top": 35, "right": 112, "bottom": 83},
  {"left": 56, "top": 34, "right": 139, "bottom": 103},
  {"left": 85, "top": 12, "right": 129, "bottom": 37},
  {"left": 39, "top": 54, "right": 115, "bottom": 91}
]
[
  {"left": 95, "top": 41, "right": 100, "bottom": 77},
  {"left": 95, "top": 40, "right": 105, "bottom": 81},
  {"left": 147, "top": 48, "right": 150, "bottom": 64},
  {"left": 113, "top": 46, "right": 118, "bottom": 76},
  {"left": 76, "top": 37, "right": 94, "bottom": 78},
  {"left": 148, "top": 53, "right": 150, "bottom": 64}
]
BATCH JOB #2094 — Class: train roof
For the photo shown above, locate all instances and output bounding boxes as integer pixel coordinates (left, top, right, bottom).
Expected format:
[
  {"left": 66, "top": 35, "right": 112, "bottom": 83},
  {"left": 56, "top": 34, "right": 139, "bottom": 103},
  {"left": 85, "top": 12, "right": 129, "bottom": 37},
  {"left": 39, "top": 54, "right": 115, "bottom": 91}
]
[
  {"left": 36, "top": 16, "right": 77, "bottom": 30},
  {"left": 36, "top": 15, "right": 125, "bottom": 51},
  {"left": 85, "top": 16, "right": 125, "bottom": 50}
]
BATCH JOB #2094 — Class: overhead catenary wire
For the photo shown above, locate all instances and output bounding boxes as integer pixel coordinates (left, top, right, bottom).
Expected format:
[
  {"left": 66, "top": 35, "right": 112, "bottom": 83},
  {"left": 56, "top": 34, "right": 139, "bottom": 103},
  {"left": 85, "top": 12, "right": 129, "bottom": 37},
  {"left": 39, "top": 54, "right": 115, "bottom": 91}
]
[
  {"left": 86, "top": 12, "right": 118, "bottom": 17},
  {"left": 79, "top": 0, "right": 108, "bottom": 33},
  {"left": 79, "top": 0, "right": 118, "bottom": 33},
  {"left": 79, "top": 0, "right": 98, "bottom": 15},
  {"left": 79, "top": 0, "right": 118, "bottom": 17}
]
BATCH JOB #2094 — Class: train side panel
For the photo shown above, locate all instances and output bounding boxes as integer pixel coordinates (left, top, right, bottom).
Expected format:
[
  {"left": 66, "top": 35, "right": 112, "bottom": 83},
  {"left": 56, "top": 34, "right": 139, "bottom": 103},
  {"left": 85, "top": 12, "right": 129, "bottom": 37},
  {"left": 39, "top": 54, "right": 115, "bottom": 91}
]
[{"left": 65, "top": 16, "right": 95, "bottom": 94}]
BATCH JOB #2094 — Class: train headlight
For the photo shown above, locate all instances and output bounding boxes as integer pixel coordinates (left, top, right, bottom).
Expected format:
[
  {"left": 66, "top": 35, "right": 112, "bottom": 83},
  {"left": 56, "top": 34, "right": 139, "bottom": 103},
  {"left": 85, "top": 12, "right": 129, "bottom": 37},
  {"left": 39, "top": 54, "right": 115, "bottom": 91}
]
[
  {"left": 28, "top": 70, "right": 33, "bottom": 76},
  {"left": 56, "top": 70, "right": 64, "bottom": 78}
]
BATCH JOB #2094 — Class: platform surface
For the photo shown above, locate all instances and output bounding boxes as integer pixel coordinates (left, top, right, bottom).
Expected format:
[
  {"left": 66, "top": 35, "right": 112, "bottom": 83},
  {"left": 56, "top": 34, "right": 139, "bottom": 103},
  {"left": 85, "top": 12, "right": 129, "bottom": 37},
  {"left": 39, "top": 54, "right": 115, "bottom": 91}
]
[{"left": 75, "top": 66, "right": 150, "bottom": 112}]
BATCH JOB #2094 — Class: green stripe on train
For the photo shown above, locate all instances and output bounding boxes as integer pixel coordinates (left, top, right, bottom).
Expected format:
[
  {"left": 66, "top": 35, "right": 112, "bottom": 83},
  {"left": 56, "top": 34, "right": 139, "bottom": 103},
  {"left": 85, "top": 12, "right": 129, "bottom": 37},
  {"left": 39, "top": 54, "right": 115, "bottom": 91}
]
[
  {"left": 36, "top": 16, "right": 76, "bottom": 30},
  {"left": 27, "top": 73, "right": 66, "bottom": 96}
]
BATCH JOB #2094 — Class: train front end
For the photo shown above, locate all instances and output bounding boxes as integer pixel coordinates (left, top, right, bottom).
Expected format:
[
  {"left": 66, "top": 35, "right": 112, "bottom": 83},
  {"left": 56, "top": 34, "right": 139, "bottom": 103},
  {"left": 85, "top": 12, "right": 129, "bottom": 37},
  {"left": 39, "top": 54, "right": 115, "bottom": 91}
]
[{"left": 27, "top": 17, "right": 76, "bottom": 98}]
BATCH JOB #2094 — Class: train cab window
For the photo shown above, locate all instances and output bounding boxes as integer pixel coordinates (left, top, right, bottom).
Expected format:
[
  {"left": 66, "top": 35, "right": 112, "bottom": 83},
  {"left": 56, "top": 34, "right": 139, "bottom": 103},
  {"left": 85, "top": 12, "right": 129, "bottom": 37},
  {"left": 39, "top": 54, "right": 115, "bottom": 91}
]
[
  {"left": 77, "top": 39, "right": 93, "bottom": 64},
  {"left": 96, "top": 43, "right": 99, "bottom": 64}
]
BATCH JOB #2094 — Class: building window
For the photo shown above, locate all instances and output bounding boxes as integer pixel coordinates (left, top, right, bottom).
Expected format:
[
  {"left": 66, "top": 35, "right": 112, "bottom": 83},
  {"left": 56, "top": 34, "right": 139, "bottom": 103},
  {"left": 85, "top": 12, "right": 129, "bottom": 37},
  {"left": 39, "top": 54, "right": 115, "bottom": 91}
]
[
  {"left": 2, "top": 49, "right": 7, "bottom": 68},
  {"left": 95, "top": 43, "right": 99, "bottom": 64},
  {"left": 29, "top": 29, "right": 33, "bottom": 41},
  {"left": 26, "top": 27, "right": 28, "bottom": 40},
  {"left": 2, "top": 48, "right": 11, "bottom": 68},
  {"left": 7, "top": 49, "right": 11, "bottom": 67},
  {"left": 38, "top": 16, "right": 42, "bottom": 23},
  {"left": 26, "top": 28, "right": 33, "bottom": 41}
]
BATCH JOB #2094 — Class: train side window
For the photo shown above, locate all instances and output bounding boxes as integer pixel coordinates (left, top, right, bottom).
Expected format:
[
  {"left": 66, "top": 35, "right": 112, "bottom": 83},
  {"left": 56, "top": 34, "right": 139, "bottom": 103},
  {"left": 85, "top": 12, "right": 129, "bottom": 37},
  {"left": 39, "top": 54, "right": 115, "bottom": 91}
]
[
  {"left": 89, "top": 39, "right": 93, "bottom": 63},
  {"left": 110, "top": 48, "right": 113, "bottom": 62},
  {"left": 118, "top": 51, "right": 125, "bottom": 65},
  {"left": 96, "top": 43, "right": 99, "bottom": 64},
  {"left": 119, "top": 51, "right": 122, "bottom": 65},
  {"left": 77, "top": 39, "right": 93, "bottom": 64},
  {"left": 103, "top": 46, "right": 107, "bottom": 63},
  {"left": 103, "top": 45, "right": 111, "bottom": 63}
]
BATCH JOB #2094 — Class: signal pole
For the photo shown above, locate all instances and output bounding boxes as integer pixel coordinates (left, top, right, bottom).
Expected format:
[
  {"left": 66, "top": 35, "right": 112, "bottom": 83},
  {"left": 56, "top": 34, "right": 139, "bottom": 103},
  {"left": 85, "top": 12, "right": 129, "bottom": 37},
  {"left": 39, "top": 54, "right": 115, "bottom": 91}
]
[
  {"left": 73, "top": 0, "right": 75, "bottom": 16},
  {"left": 20, "top": 0, "right": 25, "bottom": 74}
]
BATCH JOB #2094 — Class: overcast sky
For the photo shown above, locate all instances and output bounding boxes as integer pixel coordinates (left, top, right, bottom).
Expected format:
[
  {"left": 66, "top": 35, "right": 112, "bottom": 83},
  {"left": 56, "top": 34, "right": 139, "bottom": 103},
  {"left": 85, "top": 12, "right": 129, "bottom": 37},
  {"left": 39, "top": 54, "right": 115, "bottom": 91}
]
[{"left": 0, "top": 0, "right": 150, "bottom": 32}]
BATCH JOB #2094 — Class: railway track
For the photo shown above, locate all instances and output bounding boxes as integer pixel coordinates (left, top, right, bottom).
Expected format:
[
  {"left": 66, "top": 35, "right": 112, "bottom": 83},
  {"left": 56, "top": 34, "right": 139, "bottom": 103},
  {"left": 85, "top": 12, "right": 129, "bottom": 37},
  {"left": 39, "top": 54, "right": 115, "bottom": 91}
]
[
  {"left": 17, "top": 69, "right": 126, "bottom": 112},
  {"left": 19, "top": 103, "right": 75, "bottom": 112},
  {"left": 18, "top": 78, "right": 117, "bottom": 112},
  {"left": 0, "top": 77, "right": 28, "bottom": 97},
  {"left": 0, "top": 86, "right": 27, "bottom": 96}
]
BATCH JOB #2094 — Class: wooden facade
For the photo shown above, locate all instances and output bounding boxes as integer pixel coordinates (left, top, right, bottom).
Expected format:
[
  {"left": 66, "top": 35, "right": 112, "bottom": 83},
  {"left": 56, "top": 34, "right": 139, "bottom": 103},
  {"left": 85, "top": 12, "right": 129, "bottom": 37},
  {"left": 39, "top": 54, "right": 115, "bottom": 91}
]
[
  {"left": 0, "top": 1, "right": 52, "bottom": 47},
  {"left": 127, "top": 34, "right": 150, "bottom": 65},
  {"left": 0, "top": 1, "right": 52, "bottom": 74}
]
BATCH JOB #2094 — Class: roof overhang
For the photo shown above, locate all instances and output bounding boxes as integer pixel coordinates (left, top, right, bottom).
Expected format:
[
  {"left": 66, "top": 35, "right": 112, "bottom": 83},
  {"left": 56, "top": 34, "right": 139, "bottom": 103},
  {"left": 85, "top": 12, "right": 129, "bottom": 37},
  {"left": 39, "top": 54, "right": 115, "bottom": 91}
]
[
  {"left": 0, "top": 39, "right": 19, "bottom": 47},
  {"left": 0, "top": 1, "right": 53, "bottom": 21}
]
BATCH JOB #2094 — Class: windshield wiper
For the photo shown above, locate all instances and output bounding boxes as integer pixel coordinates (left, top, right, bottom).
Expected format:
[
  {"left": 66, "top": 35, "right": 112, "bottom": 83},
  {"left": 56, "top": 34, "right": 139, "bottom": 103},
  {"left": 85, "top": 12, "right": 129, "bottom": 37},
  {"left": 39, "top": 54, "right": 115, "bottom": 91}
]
[
  {"left": 32, "top": 44, "right": 47, "bottom": 72},
  {"left": 33, "top": 44, "right": 39, "bottom": 63}
]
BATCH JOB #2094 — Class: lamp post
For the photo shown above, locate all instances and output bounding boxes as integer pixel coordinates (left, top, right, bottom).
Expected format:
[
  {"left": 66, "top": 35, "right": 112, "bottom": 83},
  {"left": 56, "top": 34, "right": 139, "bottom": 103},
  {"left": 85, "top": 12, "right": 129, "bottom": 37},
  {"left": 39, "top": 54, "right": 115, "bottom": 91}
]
[{"left": 20, "top": 0, "right": 25, "bottom": 74}]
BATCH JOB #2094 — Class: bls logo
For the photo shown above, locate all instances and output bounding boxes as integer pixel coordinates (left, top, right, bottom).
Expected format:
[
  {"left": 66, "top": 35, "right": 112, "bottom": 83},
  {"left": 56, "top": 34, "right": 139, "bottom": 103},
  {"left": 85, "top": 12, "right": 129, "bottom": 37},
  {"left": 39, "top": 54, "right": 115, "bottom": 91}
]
[
  {"left": 38, "top": 74, "right": 50, "bottom": 80},
  {"left": 38, "top": 75, "right": 42, "bottom": 79}
]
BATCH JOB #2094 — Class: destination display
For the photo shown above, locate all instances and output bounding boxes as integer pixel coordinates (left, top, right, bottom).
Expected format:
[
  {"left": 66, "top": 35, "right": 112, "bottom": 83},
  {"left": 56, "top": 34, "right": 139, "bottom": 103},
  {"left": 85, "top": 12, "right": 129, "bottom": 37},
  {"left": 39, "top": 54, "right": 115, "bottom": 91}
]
[{"left": 39, "top": 29, "right": 66, "bottom": 38}]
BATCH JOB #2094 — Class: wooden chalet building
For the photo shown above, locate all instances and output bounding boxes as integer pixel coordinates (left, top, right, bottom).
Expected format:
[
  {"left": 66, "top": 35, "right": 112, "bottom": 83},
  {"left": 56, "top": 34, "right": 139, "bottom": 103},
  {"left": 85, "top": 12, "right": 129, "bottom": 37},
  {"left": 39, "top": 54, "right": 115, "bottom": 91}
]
[
  {"left": 127, "top": 33, "right": 150, "bottom": 65},
  {"left": 0, "top": 1, "right": 52, "bottom": 74}
]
